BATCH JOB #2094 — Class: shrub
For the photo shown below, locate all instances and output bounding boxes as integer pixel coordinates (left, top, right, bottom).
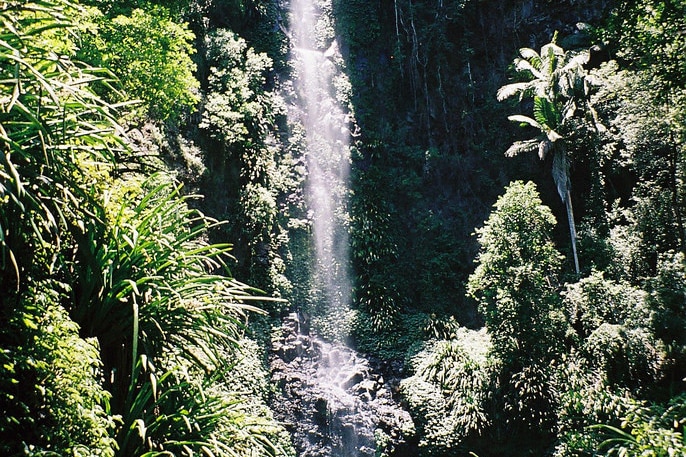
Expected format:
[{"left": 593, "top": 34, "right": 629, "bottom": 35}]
[
  {"left": 79, "top": 6, "right": 200, "bottom": 121},
  {"left": 400, "top": 329, "right": 491, "bottom": 455},
  {"left": 0, "top": 282, "right": 118, "bottom": 456}
]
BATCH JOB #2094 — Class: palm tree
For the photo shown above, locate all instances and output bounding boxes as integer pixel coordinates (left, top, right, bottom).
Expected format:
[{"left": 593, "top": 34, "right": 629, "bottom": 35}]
[{"left": 497, "top": 34, "right": 599, "bottom": 274}]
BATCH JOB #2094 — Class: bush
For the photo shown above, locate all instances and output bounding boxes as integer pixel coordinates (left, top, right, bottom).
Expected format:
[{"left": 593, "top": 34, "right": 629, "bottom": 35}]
[
  {"left": 584, "top": 324, "right": 665, "bottom": 390},
  {"left": 564, "top": 271, "right": 651, "bottom": 339},
  {"left": 0, "top": 282, "right": 118, "bottom": 456},
  {"left": 590, "top": 394, "right": 686, "bottom": 457},
  {"left": 400, "top": 329, "right": 491, "bottom": 456}
]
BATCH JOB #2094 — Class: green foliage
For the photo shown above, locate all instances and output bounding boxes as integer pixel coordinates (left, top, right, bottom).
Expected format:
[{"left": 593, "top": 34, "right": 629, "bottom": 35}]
[
  {"left": 649, "top": 252, "right": 686, "bottom": 348},
  {"left": 591, "top": 62, "right": 686, "bottom": 270},
  {"left": 0, "top": 0, "right": 126, "bottom": 290},
  {"left": 585, "top": 324, "right": 665, "bottom": 391},
  {"left": 563, "top": 271, "right": 650, "bottom": 339},
  {"left": 0, "top": 281, "right": 118, "bottom": 456},
  {"left": 198, "top": 27, "right": 293, "bottom": 305},
  {"left": 79, "top": 5, "right": 200, "bottom": 121},
  {"left": 553, "top": 352, "right": 633, "bottom": 457},
  {"left": 80, "top": 0, "right": 192, "bottom": 18},
  {"left": 201, "top": 29, "right": 274, "bottom": 150},
  {"left": 400, "top": 329, "right": 491, "bottom": 456},
  {"left": 562, "top": 272, "right": 666, "bottom": 391},
  {"left": 602, "top": 0, "right": 686, "bottom": 95},
  {"left": 350, "top": 183, "right": 402, "bottom": 331},
  {"left": 468, "top": 181, "right": 568, "bottom": 433},
  {"left": 70, "top": 175, "right": 267, "bottom": 417},
  {"left": 594, "top": 394, "right": 686, "bottom": 457},
  {"left": 118, "top": 348, "right": 294, "bottom": 457},
  {"left": 222, "top": 338, "right": 296, "bottom": 456},
  {"left": 468, "top": 181, "right": 565, "bottom": 367},
  {"left": 0, "top": 3, "right": 287, "bottom": 455}
]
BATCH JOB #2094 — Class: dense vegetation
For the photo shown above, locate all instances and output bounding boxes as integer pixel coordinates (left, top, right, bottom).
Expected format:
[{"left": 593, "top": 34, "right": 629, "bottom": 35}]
[{"left": 0, "top": 0, "right": 684, "bottom": 456}]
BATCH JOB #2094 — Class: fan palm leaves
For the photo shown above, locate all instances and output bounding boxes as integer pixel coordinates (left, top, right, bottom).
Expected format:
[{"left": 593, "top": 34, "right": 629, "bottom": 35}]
[{"left": 497, "top": 35, "right": 598, "bottom": 274}]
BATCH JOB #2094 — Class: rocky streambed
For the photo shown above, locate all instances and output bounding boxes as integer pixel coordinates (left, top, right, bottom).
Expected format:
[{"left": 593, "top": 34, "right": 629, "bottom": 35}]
[{"left": 270, "top": 313, "right": 416, "bottom": 457}]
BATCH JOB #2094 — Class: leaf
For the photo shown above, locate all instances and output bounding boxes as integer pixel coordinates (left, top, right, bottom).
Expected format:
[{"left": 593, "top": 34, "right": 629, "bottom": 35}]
[
  {"left": 514, "top": 57, "right": 546, "bottom": 80},
  {"left": 497, "top": 82, "right": 530, "bottom": 101},
  {"left": 533, "top": 96, "right": 561, "bottom": 130},
  {"left": 508, "top": 114, "right": 542, "bottom": 130},
  {"left": 504, "top": 139, "right": 540, "bottom": 157},
  {"left": 541, "top": 42, "right": 564, "bottom": 62},
  {"left": 519, "top": 47, "right": 541, "bottom": 64},
  {"left": 546, "top": 129, "right": 563, "bottom": 142},
  {"left": 134, "top": 418, "right": 147, "bottom": 439}
]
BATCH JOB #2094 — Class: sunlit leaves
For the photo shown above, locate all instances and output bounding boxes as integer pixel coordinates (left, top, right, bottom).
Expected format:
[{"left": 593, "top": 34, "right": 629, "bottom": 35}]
[
  {"left": 400, "top": 329, "right": 491, "bottom": 452},
  {"left": 467, "top": 181, "right": 565, "bottom": 428},
  {"left": 0, "top": 0, "right": 126, "bottom": 289},
  {"left": 200, "top": 29, "right": 274, "bottom": 148},
  {"left": 0, "top": 281, "right": 118, "bottom": 455},
  {"left": 603, "top": 0, "right": 686, "bottom": 95},
  {"left": 78, "top": 6, "right": 199, "bottom": 121}
]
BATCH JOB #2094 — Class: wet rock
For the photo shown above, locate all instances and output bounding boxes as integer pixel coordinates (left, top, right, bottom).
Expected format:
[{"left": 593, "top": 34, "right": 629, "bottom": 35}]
[{"left": 269, "top": 319, "right": 416, "bottom": 457}]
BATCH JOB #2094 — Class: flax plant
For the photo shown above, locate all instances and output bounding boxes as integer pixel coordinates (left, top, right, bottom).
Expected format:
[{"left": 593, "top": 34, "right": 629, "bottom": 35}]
[
  {"left": 0, "top": 2, "right": 281, "bottom": 455},
  {"left": 0, "top": 0, "right": 126, "bottom": 291}
]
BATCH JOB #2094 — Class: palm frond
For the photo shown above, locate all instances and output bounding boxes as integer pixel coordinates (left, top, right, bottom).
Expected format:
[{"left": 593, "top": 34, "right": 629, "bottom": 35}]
[
  {"left": 504, "top": 139, "right": 540, "bottom": 157},
  {"left": 518, "top": 47, "right": 541, "bottom": 67},
  {"left": 561, "top": 52, "right": 589, "bottom": 73},
  {"left": 508, "top": 114, "right": 542, "bottom": 130},
  {"left": 496, "top": 82, "right": 532, "bottom": 101},
  {"left": 540, "top": 42, "right": 564, "bottom": 61},
  {"left": 514, "top": 57, "right": 546, "bottom": 81},
  {"left": 533, "top": 96, "right": 560, "bottom": 129}
]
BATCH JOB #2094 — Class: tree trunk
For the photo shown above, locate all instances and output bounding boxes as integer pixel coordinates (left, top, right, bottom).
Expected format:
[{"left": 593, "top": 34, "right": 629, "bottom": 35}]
[{"left": 564, "top": 189, "right": 580, "bottom": 274}]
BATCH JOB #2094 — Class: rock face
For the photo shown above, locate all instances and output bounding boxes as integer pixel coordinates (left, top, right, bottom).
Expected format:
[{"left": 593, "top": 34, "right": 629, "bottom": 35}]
[{"left": 270, "top": 313, "right": 416, "bottom": 457}]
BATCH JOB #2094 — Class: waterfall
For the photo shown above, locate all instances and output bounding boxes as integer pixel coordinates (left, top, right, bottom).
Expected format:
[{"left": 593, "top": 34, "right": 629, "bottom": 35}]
[
  {"left": 270, "top": 2, "right": 416, "bottom": 456},
  {"left": 290, "top": 0, "right": 352, "bottom": 321}
]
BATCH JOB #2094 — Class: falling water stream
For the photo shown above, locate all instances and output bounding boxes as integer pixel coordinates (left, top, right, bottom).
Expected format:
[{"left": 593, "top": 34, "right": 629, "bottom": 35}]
[
  {"left": 269, "top": 1, "right": 415, "bottom": 456},
  {"left": 292, "top": 0, "right": 352, "bottom": 315}
]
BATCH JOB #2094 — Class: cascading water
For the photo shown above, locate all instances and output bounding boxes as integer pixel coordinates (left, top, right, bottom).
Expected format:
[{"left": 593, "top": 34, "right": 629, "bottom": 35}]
[
  {"left": 269, "top": 1, "right": 415, "bottom": 456},
  {"left": 291, "top": 0, "right": 352, "bottom": 318}
]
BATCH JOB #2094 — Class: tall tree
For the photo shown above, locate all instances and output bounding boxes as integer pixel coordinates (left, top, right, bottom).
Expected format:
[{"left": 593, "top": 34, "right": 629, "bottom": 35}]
[
  {"left": 497, "top": 35, "right": 601, "bottom": 274},
  {"left": 468, "top": 181, "right": 565, "bottom": 429}
]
